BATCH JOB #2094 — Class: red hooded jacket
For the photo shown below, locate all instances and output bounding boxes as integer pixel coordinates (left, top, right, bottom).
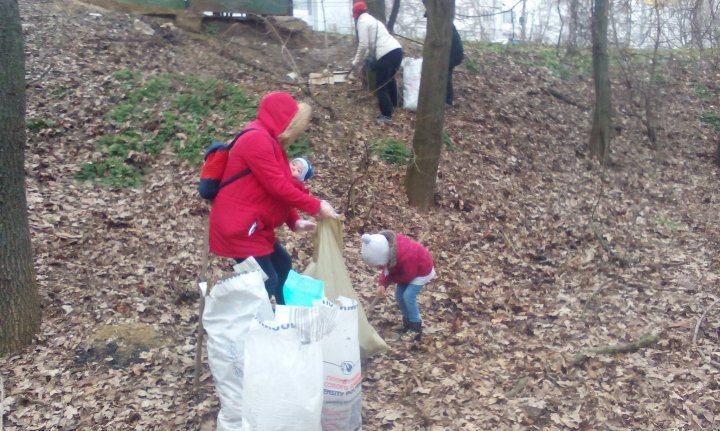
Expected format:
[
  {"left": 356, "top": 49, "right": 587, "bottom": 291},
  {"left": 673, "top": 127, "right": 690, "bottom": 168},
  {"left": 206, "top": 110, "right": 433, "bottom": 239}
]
[
  {"left": 378, "top": 232, "right": 434, "bottom": 287},
  {"left": 209, "top": 92, "right": 321, "bottom": 258}
]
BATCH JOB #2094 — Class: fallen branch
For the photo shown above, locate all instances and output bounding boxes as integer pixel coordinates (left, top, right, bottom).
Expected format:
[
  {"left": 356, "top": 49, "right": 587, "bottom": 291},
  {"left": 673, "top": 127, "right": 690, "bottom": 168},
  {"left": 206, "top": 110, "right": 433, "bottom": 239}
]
[
  {"left": 590, "top": 223, "right": 631, "bottom": 267},
  {"left": 26, "top": 62, "right": 53, "bottom": 87},
  {"left": 572, "top": 333, "right": 659, "bottom": 366},
  {"left": 259, "top": 15, "right": 312, "bottom": 99},
  {"left": 365, "top": 295, "right": 382, "bottom": 319},
  {"left": 504, "top": 376, "right": 529, "bottom": 399},
  {"left": 542, "top": 87, "right": 589, "bottom": 111},
  {"left": 580, "top": 281, "right": 611, "bottom": 316},
  {"left": 499, "top": 228, "right": 520, "bottom": 259},
  {"left": 692, "top": 297, "right": 720, "bottom": 370}
]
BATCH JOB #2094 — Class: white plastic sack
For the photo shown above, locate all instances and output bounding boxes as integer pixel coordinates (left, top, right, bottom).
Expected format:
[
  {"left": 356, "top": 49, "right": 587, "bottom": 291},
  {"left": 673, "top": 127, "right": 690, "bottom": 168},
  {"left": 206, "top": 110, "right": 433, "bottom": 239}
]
[
  {"left": 321, "top": 297, "right": 362, "bottom": 431},
  {"left": 402, "top": 57, "right": 423, "bottom": 111},
  {"left": 203, "top": 264, "right": 274, "bottom": 431},
  {"left": 242, "top": 301, "right": 338, "bottom": 431}
]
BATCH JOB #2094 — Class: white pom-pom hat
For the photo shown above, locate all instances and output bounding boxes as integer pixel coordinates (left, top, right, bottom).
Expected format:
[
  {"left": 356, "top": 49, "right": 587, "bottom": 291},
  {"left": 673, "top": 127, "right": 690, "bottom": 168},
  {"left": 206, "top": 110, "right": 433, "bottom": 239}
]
[{"left": 361, "top": 233, "right": 390, "bottom": 266}]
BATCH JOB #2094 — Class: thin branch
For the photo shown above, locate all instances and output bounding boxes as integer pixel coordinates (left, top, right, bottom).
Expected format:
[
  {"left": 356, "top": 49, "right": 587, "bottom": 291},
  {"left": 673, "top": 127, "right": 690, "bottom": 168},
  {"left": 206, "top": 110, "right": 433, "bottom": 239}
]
[
  {"left": 581, "top": 281, "right": 611, "bottom": 316},
  {"left": 26, "top": 62, "right": 53, "bottom": 87},
  {"left": 258, "top": 15, "right": 339, "bottom": 118},
  {"left": 457, "top": 0, "right": 524, "bottom": 18},
  {"left": 572, "top": 333, "right": 659, "bottom": 366},
  {"left": 260, "top": 17, "right": 303, "bottom": 81},
  {"left": 692, "top": 297, "right": 720, "bottom": 370},
  {"left": 590, "top": 223, "right": 631, "bottom": 266},
  {"left": 504, "top": 376, "right": 529, "bottom": 399},
  {"left": 393, "top": 33, "right": 423, "bottom": 46},
  {"left": 499, "top": 228, "right": 521, "bottom": 259}
]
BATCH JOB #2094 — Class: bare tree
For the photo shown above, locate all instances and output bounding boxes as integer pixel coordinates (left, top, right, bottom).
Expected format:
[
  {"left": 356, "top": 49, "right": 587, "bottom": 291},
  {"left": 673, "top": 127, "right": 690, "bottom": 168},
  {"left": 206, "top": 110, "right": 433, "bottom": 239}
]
[
  {"left": 364, "top": 0, "right": 387, "bottom": 24},
  {"left": 387, "top": 0, "right": 401, "bottom": 33},
  {"left": 691, "top": 0, "right": 704, "bottom": 49},
  {"left": 589, "top": 0, "right": 612, "bottom": 163},
  {"left": 556, "top": 0, "right": 565, "bottom": 53},
  {"left": 520, "top": 0, "right": 528, "bottom": 40},
  {"left": 610, "top": 0, "right": 665, "bottom": 148},
  {"left": 406, "top": 0, "right": 454, "bottom": 209},
  {"left": 0, "top": 0, "right": 42, "bottom": 357},
  {"left": 567, "top": 0, "right": 580, "bottom": 54},
  {"left": 642, "top": 2, "right": 663, "bottom": 148}
]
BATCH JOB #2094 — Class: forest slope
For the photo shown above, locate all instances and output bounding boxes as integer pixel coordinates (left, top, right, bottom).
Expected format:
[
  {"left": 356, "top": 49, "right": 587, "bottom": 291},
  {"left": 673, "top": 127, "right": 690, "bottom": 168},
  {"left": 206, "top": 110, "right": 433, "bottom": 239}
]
[{"left": 2, "top": 0, "right": 720, "bottom": 429}]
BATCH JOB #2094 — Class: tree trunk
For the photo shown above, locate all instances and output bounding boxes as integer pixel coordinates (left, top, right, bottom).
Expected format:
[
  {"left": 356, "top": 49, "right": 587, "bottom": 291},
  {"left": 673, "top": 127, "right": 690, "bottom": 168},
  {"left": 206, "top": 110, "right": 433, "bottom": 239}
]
[
  {"left": 691, "top": 0, "right": 705, "bottom": 49},
  {"left": 0, "top": 0, "right": 42, "bottom": 357},
  {"left": 405, "top": 0, "right": 453, "bottom": 209},
  {"left": 364, "top": 0, "right": 387, "bottom": 24},
  {"left": 566, "top": 0, "right": 579, "bottom": 55},
  {"left": 520, "top": 0, "right": 527, "bottom": 41},
  {"left": 643, "top": 2, "right": 662, "bottom": 149},
  {"left": 387, "top": 0, "right": 401, "bottom": 33},
  {"left": 555, "top": 0, "right": 565, "bottom": 55},
  {"left": 589, "top": 0, "right": 611, "bottom": 164}
]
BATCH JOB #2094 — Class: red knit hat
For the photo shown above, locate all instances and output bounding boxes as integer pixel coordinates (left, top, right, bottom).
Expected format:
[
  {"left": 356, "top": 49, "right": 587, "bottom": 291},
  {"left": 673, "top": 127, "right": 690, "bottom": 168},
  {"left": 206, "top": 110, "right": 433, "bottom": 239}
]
[{"left": 352, "top": 1, "right": 368, "bottom": 19}]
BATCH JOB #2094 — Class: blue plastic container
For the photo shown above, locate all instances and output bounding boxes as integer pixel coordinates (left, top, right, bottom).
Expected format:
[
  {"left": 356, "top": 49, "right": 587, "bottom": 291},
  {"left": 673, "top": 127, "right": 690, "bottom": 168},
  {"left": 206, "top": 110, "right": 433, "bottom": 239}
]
[{"left": 283, "top": 270, "right": 325, "bottom": 307}]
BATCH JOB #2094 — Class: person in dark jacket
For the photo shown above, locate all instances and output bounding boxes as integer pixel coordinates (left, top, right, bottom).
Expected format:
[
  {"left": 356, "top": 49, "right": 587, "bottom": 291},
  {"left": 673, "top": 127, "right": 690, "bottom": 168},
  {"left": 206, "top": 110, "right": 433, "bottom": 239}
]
[
  {"left": 447, "top": 24, "right": 464, "bottom": 106},
  {"left": 423, "top": 1, "right": 464, "bottom": 106},
  {"left": 209, "top": 91, "right": 339, "bottom": 305}
]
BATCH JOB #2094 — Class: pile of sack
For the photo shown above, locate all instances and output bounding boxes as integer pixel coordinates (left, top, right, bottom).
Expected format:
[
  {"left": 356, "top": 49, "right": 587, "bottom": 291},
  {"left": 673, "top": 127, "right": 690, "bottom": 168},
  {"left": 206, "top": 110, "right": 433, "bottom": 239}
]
[{"left": 202, "top": 220, "right": 388, "bottom": 431}]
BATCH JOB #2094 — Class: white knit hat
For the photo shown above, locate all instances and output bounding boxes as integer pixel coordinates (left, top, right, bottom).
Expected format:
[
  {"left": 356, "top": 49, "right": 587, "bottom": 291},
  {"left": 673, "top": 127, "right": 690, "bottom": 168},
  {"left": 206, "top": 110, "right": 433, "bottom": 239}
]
[{"left": 361, "top": 233, "right": 390, "bottom": 266}]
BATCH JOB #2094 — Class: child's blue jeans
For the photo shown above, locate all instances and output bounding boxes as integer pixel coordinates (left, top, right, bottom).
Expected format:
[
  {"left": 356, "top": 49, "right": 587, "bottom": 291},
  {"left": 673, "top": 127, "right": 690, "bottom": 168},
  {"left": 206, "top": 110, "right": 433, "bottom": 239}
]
[{"left": 395, "top": 283, "right": 424, "bottom": 323}]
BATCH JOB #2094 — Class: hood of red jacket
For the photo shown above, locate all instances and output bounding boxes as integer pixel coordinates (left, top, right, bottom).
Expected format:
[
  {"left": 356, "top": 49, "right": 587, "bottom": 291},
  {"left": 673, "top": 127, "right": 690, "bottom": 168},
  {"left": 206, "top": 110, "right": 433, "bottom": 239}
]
[{"left": 256, "top": 92, "right": 299, "bottom": 139}]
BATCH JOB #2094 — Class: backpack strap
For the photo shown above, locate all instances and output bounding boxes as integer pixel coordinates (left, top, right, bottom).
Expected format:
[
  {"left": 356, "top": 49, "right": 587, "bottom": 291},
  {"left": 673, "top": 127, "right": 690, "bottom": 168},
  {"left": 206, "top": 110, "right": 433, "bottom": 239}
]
[{"left": 218, "top": 127, "right": 257, "bottom": 190}]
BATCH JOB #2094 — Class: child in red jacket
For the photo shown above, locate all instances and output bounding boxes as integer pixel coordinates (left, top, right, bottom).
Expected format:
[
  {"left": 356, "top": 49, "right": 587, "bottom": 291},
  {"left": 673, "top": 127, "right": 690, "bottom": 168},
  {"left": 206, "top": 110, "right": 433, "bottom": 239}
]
[{"left": 361, "top": 231, "right": 435, "bottom": 341}]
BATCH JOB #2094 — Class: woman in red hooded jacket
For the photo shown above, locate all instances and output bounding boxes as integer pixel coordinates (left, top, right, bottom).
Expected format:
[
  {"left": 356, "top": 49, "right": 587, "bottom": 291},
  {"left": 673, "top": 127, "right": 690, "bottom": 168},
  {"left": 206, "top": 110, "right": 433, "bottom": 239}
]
[{"left": 209, "top": 92, "right": 338, "bottom": 305}]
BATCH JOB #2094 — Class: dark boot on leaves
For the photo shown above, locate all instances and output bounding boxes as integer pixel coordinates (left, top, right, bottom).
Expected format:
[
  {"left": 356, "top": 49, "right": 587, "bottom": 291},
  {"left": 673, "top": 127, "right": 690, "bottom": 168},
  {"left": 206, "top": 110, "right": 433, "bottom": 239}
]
[
  {"left": 400, "top": 321, "right": 422, "bottom": 341},
  {"left": 394, "top": 317, "right": 410, "bottom": 334}
]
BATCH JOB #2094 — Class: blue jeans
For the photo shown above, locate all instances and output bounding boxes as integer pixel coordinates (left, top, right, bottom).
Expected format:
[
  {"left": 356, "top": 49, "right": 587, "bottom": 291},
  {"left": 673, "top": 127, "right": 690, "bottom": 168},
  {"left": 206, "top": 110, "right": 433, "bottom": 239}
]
[
  {"left": 395, "top": 283, "right": 423, "bottom": 323},
  {"left": 236, "top": 242, "right": 292, "bottom": 305}
]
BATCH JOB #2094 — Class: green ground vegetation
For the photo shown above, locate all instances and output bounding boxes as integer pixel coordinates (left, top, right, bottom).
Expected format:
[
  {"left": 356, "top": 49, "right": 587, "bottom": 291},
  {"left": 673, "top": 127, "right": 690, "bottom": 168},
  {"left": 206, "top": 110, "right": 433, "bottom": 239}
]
[
  {"left": 370, "top": 138, "right": 412, "bottom": 166},
  {"left": 76, "top": 71, "right": 256, "bottom": 187}
]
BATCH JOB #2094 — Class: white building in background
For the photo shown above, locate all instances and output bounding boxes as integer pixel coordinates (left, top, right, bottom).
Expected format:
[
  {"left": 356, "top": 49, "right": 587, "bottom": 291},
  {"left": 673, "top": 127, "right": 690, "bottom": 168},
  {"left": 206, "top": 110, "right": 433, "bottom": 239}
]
[
  {"left": 293, "top": 0, "right": 356, "bottom": 34},
  {"left": 292, "top": 0, "right": 524, "bottom": 43},
  {"left": 292, "top": 0, "right": 711, "bottom": 49}
]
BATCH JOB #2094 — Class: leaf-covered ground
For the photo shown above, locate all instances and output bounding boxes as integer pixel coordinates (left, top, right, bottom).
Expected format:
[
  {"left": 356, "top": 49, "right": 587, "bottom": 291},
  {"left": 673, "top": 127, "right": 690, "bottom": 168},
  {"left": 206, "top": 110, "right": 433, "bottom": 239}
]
[{"left": 3, "top": 0, "right": 720, "bottom": 429}]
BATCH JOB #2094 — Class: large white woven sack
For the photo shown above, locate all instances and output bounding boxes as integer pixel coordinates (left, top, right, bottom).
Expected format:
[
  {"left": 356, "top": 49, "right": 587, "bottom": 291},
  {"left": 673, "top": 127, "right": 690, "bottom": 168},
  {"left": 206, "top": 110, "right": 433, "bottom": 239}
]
[
  {"left": 242, "top": 301, "right": 337, "bottom": 431},
  {"left": 202, "top": 266, "right": 274, "bottom": 431},
  {"left": 402, "top": 57, "right": 423, "bottom": 111},
  {"left": 321, "top": 296, "right": 362, "bottom": 431}
]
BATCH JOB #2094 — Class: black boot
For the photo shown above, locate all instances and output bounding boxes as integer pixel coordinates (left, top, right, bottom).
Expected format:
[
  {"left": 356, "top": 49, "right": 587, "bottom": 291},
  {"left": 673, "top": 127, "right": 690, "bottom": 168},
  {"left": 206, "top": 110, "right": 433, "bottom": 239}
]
[
  {"left": 400, "top": 321, "right": 422, "bottom": 341},
  {"left": 394, "top": 317, "right": 410, "bottom": 333}
]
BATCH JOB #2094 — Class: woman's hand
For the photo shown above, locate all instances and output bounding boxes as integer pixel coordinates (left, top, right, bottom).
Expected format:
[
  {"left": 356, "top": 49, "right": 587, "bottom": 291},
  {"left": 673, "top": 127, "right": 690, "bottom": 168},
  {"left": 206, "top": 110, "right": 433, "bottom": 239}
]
[
  {"left": 318, "top": 201, "right": 339, "bottom": 219},
  {"left": 376, "top": 284, "right": 386, "bottom": 296},
  {"left": 294, "top": 219, "right": 316, "bottom": 233}
]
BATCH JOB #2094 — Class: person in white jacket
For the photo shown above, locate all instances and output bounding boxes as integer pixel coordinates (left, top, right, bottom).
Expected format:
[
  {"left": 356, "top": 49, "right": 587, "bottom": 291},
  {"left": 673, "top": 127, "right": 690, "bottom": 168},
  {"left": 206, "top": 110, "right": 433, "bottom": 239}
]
[{"left": 350, "top": 2, "right": 403, "bottom": 125}]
